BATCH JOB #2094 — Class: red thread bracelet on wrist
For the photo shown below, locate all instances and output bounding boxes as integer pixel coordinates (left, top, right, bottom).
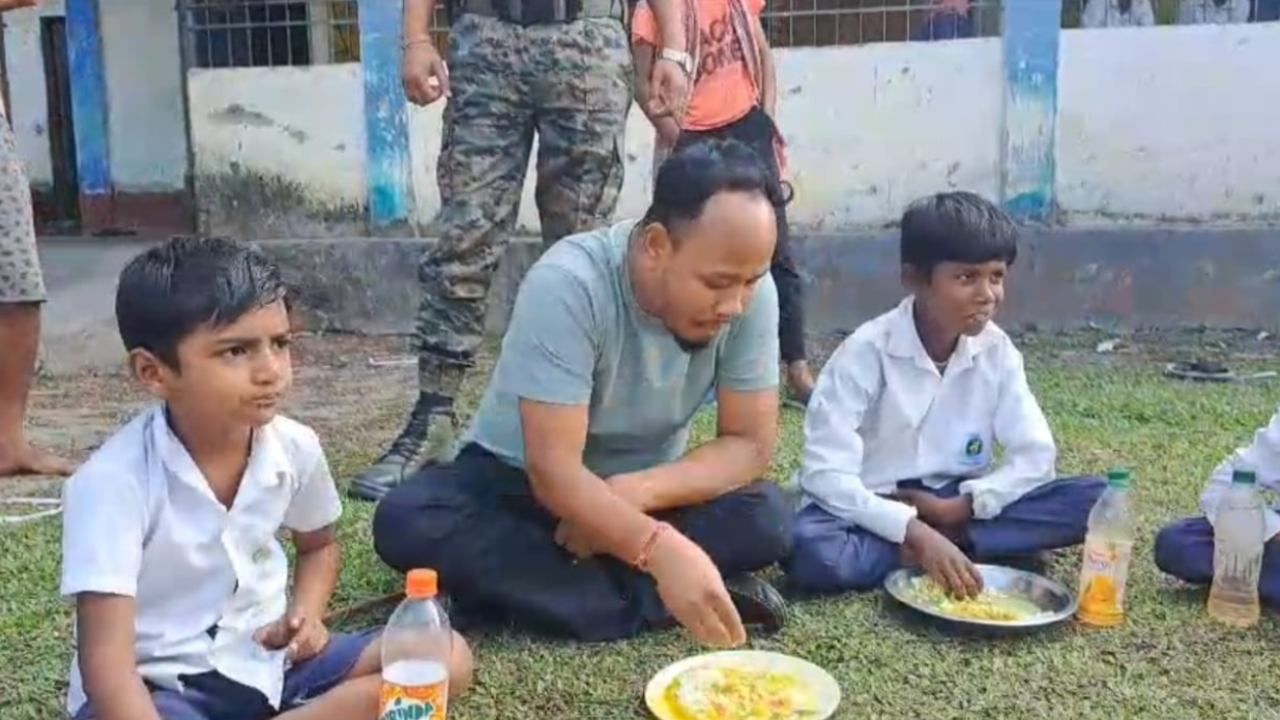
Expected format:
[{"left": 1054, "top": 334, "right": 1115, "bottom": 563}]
[{"left": 634, "top": 521, "right": 671, "bottom": 572}]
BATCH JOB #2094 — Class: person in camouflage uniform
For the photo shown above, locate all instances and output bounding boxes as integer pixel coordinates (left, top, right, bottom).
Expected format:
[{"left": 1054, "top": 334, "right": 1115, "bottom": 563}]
[
  {"left": 350, "top": 0, "right": 693, "bottom": 500},
  {"left": 0, "top": 0, "right": 75, "bottom": 480}
]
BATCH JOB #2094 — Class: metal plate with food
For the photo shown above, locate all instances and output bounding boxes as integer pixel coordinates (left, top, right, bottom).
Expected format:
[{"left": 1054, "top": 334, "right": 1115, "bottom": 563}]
[
  {"left": 883, "top": 564, "right": 1077, "bottom": 631},
  {"left": 644, "top": 649, "right": 842, "bottom": 720}
]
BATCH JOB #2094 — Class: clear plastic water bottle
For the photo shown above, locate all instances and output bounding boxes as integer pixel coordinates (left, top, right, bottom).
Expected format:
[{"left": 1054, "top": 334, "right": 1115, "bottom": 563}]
[
  {"left": 1077, "top": 469, "right": 1135, "bottom": 628},
  {"left": 1207, "top": 469, "right": 1265, "bottom": 628},
  {"left": 380, "top": 568, "right": 452, "bottom": 720}
]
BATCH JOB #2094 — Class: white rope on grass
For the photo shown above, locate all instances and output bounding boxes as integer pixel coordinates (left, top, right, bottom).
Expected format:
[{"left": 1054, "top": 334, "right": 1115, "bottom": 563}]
[{"left": 0, "top": 497, "right": 63, "bottom": 525}]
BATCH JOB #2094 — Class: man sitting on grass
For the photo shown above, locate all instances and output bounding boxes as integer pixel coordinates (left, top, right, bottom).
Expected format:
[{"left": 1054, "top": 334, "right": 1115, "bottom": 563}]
[
  {"left": 786, "top": 192, "right": 1105, "bottom": 598},
  {"left": 59, "top": 237, "right": 472, "bottom": 720},
  {"left": 374, "top": 139, "right": 792, "bottom": 647}
]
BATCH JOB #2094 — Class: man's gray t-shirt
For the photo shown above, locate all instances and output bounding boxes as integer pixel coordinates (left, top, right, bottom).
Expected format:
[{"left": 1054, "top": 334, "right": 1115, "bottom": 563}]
[{"left": 464, "top": 220, "right": 779, "bottom": 478}]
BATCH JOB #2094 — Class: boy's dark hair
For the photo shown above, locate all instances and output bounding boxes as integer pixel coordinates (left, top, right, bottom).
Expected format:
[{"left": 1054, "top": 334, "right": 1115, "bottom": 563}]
[
  {"left": 115, "top": 236, "right": 288, "bottom": 369},
  {"left": 900, "top": 191, "right": 1018, "bottom": 277},
  {"left": 641, "top": 138, "right": 791, "bottom": 242}
]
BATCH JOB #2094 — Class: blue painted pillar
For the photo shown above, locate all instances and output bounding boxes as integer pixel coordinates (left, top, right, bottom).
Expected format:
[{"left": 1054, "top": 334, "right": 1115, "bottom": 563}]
[
  {"left": 65, "top": 0, "right": 113, "bottom": 230},
  {"left": 359, "top": 0, "right": 413, "bottom": 228},
  {"left": 1001, "top": 0, "right": 1062, "bottom": 222}
]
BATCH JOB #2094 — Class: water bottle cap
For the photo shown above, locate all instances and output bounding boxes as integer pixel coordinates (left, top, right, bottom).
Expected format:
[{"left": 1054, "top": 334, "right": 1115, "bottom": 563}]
[
  {"left": 1106, "top": 468, "right": 1131, "bottom": 489},
  {"left": 406, "top": 569, "right": 438, "bottom": 599},
  {"left": 1231, "top": 469, "right": 1257, "bottom": 485}
]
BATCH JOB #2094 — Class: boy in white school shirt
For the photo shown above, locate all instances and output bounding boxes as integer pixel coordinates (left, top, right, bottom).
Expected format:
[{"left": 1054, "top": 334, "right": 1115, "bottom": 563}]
[
  {"left": 785, "top": 192, "right": 1105, "bottom": 598},
  {"left": 1155, "top": 408, "right": 1280, "bottom": 602},
  {"left": 59, "top": 237, "right": 472, "bottom": 720}
]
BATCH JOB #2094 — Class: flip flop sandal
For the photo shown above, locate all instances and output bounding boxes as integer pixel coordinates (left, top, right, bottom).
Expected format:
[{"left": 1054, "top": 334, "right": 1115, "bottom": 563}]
[
  {"left": 1164, "top": 360, "right": 1277, "bottom": 383},
  {"left": 782, "top": 395, "right": 808, "bottom": 411},
  {"left": 1, "top": 497, "right": 62, "bottom": 525}
]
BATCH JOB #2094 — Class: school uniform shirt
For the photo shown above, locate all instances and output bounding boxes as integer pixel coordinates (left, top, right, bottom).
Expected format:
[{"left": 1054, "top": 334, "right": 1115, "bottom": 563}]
[
  {"left": 1201, "top": 407, "right": 1280, "bottom": 540},
  {"left": 797, "top": 296, "right": 1057, "bottom": 544},
  {"left": 60, "top": 405, "right": 342, "bottom": 715}
]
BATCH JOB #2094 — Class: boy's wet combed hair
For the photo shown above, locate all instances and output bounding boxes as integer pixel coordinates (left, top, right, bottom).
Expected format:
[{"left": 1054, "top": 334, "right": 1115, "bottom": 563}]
[
  {"left": 900, "top": 191, "right": 1019, "bottom": 277},
  {"left": 642, "top": 137, "right": 791, "bottom": 240},
  {"left": 115, "top": 236, "right": 288, "bottom": 369}
]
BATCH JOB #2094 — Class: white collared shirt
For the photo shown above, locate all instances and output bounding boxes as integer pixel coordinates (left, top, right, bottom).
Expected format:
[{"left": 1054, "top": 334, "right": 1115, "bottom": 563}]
[
  {"left": 60, "top": 405, "right": 341, "bottom": 715},
  {"left": 797, "top": 296, "right": 1057, "bottom": 543},
  {"left": 1201, "top": 407, "right": 1280, "bottom": 540}
]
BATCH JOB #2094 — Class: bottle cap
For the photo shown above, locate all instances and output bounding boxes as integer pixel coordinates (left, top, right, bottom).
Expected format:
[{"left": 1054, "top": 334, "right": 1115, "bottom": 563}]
[
  {"left": 1106, "top": 468, "right": 1131, "bottom": 489},
  {"left": 405, "top": 568, "right": 438, "bottom": 599},
  {"left": 1231, "top": 468, "right": 1257, "bottom": 485}
]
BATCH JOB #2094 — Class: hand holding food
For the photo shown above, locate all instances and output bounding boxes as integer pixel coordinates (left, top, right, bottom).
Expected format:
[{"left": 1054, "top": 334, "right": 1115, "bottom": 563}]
[
  {"left": 903, "top": 519, "right": 983, "bottom": 599},
  {"left": 647, "top": 527, "right": 747, "bottom": 649}
]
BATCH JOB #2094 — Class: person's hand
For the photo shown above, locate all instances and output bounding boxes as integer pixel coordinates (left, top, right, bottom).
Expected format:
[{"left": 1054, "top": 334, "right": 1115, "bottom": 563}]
[
  {"left": 895, "top": 489, "right": 973, "bottom": 536},
  {"left": 254, "top": 612, "right": 330, "bottom": 663},
  {"left": 903, "top": 519, "right": 983, "bottom": 599},
  {"left": 654, "top": 117, "right": 682, "bottom": 149},
  {"left": 647, "top": 58, "right": 690, "bottom": 123},
  {"left": 646, "top": 527, "right": 746, "bottom": 648},
  {"left": 402, "top": 41, "right": 449, "bottom": 106},
  {"left": 554, "top": 520, "right": 600, "bottom": 559}
]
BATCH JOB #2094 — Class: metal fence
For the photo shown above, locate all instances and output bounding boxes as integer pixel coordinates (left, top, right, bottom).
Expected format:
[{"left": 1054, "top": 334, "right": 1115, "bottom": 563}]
[
  {"left": 182, "top": 0, "right": 360, "bottom": 69},
  {"left": 411, "top": 1, "right": 1004, "bottom": 50},
  {"left": 179, "top": 0, "right": 1280, "bottom": 69},
  {"left": 761, "top": 0, "right": 1003, "bottom": 47}
]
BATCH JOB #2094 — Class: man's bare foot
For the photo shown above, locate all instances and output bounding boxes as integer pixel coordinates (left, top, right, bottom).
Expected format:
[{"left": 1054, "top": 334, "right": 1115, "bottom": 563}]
[{"left": 0, "top": 441, "right": 76, "bottom": 478}]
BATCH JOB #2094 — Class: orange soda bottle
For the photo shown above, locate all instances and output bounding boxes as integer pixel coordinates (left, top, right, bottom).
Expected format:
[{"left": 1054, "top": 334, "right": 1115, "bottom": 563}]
[
  {"left": 379, "top": 569, "right": 452, "bottom": 720},
  {"left": 1076, "top": 469, "right": 1135, "bottom": 627}
]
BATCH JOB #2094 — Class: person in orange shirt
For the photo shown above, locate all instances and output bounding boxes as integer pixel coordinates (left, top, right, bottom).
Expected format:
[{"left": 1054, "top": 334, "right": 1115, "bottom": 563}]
[{"left": 632, "top": 0, "right": 816, "bottom": 405}]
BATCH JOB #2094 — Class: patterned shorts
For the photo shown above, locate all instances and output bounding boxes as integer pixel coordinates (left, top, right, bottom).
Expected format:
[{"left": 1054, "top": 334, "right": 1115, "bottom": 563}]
[{"left": 0, "top": 115, "right": 46, "bottom": 304}]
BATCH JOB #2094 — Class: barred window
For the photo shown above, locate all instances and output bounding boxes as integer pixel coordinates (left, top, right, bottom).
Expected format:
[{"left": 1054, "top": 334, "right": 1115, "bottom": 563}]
[
  {"left": 184, "top": 0, "right": 360, "bottom": 68},
  {"left": 761, "top": 0, "right": 1004, "bottom": 47}
]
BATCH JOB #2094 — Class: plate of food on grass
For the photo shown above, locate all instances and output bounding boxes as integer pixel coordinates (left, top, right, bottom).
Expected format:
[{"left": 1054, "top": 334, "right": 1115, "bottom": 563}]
[
  {"left": 884, "top": 563, "right": 1077, "bottom": 632},
  {"left": 645, "top": 649, "right": 841, "bottom": 720}
]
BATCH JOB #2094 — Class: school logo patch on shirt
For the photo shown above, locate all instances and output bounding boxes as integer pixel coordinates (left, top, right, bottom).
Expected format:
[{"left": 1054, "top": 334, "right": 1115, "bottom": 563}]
[{"left": 962, "top": 434, "right": 985, "bottom": 465}]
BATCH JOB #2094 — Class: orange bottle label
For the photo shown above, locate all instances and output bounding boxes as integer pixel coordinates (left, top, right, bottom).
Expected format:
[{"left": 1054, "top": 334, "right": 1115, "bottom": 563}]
[
  {"left": 1077, "top": 541, "right": 1130, "bottom": 626},
  {"left": 379, "top": 682, "right": 448, "bottom": 720}
]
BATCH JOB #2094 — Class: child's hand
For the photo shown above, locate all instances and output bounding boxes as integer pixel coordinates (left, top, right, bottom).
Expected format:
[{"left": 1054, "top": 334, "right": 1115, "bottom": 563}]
[
  {"left": 254, "top": 612, "right": 331, "bottom": 663},
  {"left": 903, "top": 520, "right": 983, "bottom": 599}
]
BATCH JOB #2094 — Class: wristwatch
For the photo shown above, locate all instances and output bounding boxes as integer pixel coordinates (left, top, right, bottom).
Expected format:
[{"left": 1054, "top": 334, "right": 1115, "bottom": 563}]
[{"left": 658, "top": 47, "right": 694, "bottom": 76}]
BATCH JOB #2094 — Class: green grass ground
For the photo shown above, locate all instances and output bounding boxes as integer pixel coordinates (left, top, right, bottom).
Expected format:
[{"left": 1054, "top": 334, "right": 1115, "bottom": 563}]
[{"left": 4, "top": 336, "right": 1280, "bottom": 719}]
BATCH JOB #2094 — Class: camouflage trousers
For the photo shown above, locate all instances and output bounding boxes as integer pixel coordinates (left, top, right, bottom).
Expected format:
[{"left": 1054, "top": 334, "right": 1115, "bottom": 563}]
[{"left": 416, "top": 13, "right": 631, "bottom": 393}]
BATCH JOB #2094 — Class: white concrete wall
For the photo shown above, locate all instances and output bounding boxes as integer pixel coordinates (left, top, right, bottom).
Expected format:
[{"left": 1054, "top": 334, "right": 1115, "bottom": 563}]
[
  {"left": 188, "top": 65, "right": 366, "bottom": 208},
  {"left": 406, "top": 37, "right": 1005, "bottom": 232},
  {"left": 2, "top": 0, "right": 65, "bottom": 187},
  {"left": 99, "top": 0, "right": 187, "bottom": 191},
  {"left": 3, "top": 0, "right": 186, "bottom": 192},
  {"left": 1058, "top": 22, "right": 1280, "bottom": 224}
]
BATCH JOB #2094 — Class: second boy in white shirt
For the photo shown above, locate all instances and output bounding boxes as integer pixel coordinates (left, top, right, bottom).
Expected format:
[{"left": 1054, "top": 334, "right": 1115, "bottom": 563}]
[
  {"left": 786, "top": 192, "right": 1105, "bottom": 597},
  {"left": 1156, "top": 406, "right": 1280, "bottom": 602}
]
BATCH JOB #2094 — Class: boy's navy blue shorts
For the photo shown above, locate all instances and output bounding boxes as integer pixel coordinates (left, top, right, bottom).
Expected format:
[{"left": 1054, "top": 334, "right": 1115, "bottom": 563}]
[{"left": 72, "top": 629, "right": 379, "bottom": 720}]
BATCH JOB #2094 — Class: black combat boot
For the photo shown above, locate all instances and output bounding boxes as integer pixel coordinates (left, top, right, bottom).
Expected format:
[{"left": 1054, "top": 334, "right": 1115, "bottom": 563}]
[{"left": 347, "top": 392, "right": 456, "bottom": 502}]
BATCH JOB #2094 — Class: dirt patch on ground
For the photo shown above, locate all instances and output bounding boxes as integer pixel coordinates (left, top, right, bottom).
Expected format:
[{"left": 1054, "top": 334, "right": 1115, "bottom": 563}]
[
  {"left": 7, "top": 326, "right": 1276, "bottom": 507},
  {"left": 2, "top": 334, "right": 422, "bottom": 505}
]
